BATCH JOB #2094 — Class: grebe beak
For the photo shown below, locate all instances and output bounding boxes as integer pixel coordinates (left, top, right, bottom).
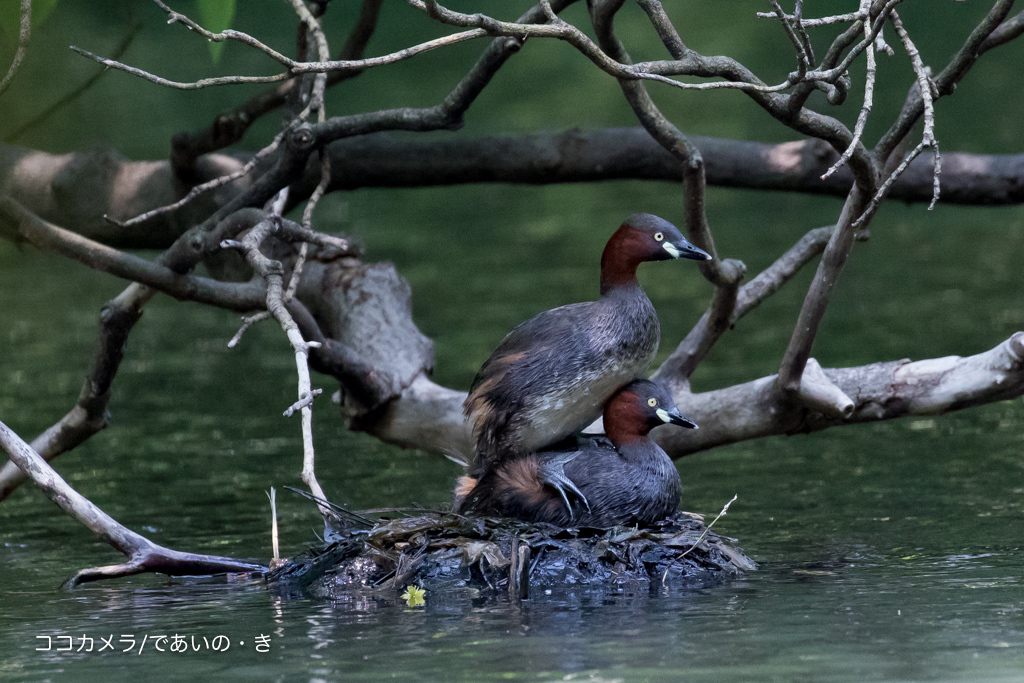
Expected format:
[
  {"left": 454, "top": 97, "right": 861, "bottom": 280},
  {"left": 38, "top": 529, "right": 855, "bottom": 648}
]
[
  {"left": 664, "top": 238, "right": 712, "bottom": 261},
  {"left": 656, "top": 407, "right": 699, "bottom": 429}
]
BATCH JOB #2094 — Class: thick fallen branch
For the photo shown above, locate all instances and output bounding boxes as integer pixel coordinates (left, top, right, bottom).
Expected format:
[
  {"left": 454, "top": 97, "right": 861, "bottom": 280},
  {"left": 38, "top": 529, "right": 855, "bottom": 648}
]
[
  {"left": 0, "top": 419, "right": 265, "bottom": 586},
  {"left": 5, "top": 197, "right": 1022, "bottom": 469},
  {"left": 662, "top": 332, "right": 1024, "bottom": 457},
  {"left": 363, "top": 333, "right": 1024, "bottom": 460},
  {"left": 3, "top": 131, "right": 1021, "bottom": 248},
  {"left": 0, "top": 202, "right": 431, "bottom": 498}
]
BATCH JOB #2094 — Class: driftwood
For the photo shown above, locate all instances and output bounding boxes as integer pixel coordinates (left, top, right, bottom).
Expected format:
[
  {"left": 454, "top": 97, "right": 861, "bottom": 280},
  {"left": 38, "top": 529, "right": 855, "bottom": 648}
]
[{"left": 0, "top": 419, "right": 265, "bottom": 586}]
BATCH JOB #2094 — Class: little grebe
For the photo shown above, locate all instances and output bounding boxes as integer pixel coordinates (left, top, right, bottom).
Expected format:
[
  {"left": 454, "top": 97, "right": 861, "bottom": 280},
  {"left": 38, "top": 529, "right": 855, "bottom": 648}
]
[
  {"left": 456, "top": 380, "right": 695, "bottom": 527},
  {"left": 464, "top": 213, "right": 710, "bottom": 477}
]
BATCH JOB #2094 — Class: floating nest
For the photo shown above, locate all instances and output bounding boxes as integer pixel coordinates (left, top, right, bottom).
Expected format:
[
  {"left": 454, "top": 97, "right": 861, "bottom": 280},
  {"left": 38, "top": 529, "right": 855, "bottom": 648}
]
[{"left": 268, "top": 506, "right": 755, "bottom": 600}]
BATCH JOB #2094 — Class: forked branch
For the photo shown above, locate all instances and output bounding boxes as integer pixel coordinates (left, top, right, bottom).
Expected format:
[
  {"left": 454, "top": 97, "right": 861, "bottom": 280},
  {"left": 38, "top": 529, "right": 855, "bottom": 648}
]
[{"left": 0, "top": 420, "right": 265, "bottom": 587}]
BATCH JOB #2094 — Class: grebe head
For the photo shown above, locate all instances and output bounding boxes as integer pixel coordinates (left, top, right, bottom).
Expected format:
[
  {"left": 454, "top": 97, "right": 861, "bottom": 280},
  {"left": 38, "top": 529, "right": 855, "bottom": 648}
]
[
  {"left": 603, "top": 379, "right": 697, "bottom": 447},
  {"left": 617, "top": 213, "right": 712, "bottom": 263}
]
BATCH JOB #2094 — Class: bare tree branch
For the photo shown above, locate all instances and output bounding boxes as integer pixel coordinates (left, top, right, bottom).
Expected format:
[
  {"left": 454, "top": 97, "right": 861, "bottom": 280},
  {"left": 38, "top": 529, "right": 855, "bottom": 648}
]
[
  {"left": 0, "top": 281, "right": 143, "bottom": 501},
  {"left": 733, "top": 225, "right": 868, "bottom": 322},
  {"left": 981, "top": 9, "right": 1024, "bottom": 50},
  {"left": 854, "top": 8, "right": 942, "bottom": 226},
  {"left": 771, "top": 0, "right": 1016, "bottom": 414},
  {"left": 221, "top": 216, "right": 330, "bottom": 519},
  {"left": 0, "top": 198, "right": 266, "bottom": 310},
  {"left": 413, "top": 0, "right": 822, "bottom": 95},
  {"left": 652, "top": 224, "right": 867, "bottom": 389},
  {"left": 876, "top": 0, "right": 1016, "bottom": 161},
  {"left": 588, "top": 0, "right": 745, "bottom": 382},
  {"left": 0, "top": 419, "right": 265, "bottom": 586},
  {"left": 70, "top": 46, "right": 290, "bottom": 89},
  {"left": 821, "top": 15, "right": 877, "bottom": 180},
  {"left": 171, "top": 0, "right": 385, "bottom": 175},
  {"left": 0, "top": 0, "right": 31, "bottom": 98},
  {"left": 6, "top": 19, "right": 142, "bottom": 142},
  {"left": 0, "top": 205, "right": 268, "bottom": 498},
  {"left": 777, "top": 186, "right": 868, "bottom": 397},
  {"left": 633, "top": 0, "right": 870, "bottom": 182},
  {"left": 661, "top": 332, "right": 1024, "bottom": 458},
  {"left": 115, "top": 127, "right": 287, "bottom": 228}
]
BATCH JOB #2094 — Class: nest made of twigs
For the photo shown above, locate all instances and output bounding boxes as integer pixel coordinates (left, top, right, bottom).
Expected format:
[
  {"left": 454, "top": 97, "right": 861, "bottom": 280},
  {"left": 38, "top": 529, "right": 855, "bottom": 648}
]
[{"left": 268, "top": 508, "right": 755, "bottom": 599}]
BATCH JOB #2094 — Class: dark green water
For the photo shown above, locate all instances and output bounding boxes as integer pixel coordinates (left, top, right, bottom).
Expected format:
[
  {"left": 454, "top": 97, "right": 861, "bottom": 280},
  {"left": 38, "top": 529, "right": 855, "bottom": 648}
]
[{"left": 3, "top": 1, "right": 1024, "bottom": 681}]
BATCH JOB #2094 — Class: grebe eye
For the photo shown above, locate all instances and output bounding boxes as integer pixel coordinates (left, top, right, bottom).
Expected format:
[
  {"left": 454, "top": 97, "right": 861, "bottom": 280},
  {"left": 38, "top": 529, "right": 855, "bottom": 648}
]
[
  {"left": 647, "top": 398, "right": 658, "bottom": 407},
  {"left": 654, "top": 232, "right": 664, "bottom": 242}
]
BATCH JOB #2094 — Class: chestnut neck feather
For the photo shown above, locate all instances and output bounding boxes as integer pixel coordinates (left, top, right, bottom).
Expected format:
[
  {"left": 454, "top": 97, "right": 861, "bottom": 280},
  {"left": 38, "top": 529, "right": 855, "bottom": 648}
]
[
  {"left": 603, "top": 391, "right": 651, "bottom": 448},
  {"left": 600, "top": 226, "right": 648, "bottom": 296}
]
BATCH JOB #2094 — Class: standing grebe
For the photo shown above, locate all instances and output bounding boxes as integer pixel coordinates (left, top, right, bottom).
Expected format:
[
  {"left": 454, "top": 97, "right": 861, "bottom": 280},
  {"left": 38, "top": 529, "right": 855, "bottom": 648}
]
[{"left": 464, "top": 213, "right": 710, "bottom": 478}]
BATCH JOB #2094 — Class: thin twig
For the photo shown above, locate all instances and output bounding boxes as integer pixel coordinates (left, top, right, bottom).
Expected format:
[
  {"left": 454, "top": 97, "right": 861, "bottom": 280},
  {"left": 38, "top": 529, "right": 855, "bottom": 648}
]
[
  {"left": 822, "top": 10, "right": 876, "bottom": 180},
  {"left": 799, "top": 0, "right": 904, "bottom": 85},
  {"left": 756, "top": 11, "right": 863, "bottom": 27},
  {"left": 770, "top": 0, "right": 811, "bottom": 78},
  {"left": 0, "top": 0, "right": 32, "bottom": 98},
  {"left": 412, "top": 0, "right": 802, "bottom": 94},
  {"left": 152, "top": 0, "right": 486, "bottom": 76},
  {"left": 661, "top": 494, "right": 737, "bottom": 585},
  {"left": 111, "top": 127, "right": 288, "bottom": 228},
  {"left": 792, "top": 0, "right": 816, "bottom": 66},
  {"left": 282, "top": 1, "right": 333, "bottom": 302},
  {"left": 227, "top": 312, "right": 271, "bottom": 348},
  {"left": 284, "top": 388, "right": 322, "bottom": 417},
  {"left": 152, "top": 0, "right": 297, "bottom": 65},
  {"left": 169, "top": 0, "right": 384, "bottom": 172},
  {"left": 891, "top": 10, "right": 941, "bottom": 209},
  {"left": 267, "top": 487, "right": 280, "bottom": 564},
  {"left": 855, "top": 9, "right": 942, "bottom": 225},
  {"left": 287, "top": 0, "right": 329, "bottom": 120},
  {"left": 70, "top": 46, "right": 290, "bottom": 89},
  {"left": 221, "top": 218, "right": 331, "bottom": 521},
  {"left": 8, "top": 22, "right": 142, "bottom": 142}
]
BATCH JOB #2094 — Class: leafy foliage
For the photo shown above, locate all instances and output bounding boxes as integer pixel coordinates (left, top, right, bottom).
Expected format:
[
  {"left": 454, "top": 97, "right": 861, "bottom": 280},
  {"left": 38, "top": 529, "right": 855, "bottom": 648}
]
[
  {"left": 194, "top": 0, "right": 235, "bottom": 63},
  {"left": 0, "top": 0, "right": 59, "bottom": 38}
]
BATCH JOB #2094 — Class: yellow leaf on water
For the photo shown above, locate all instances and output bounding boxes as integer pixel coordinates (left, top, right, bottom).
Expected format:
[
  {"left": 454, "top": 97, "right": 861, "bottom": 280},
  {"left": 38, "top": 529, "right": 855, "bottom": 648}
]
[{"left": 401, "top": 585, "right": 426, "bottom": 607}]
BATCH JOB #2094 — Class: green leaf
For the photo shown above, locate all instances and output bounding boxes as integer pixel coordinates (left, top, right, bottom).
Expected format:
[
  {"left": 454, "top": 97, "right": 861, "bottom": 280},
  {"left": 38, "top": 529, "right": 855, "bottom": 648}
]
[
  {"left": 400, "top": 585, "right": 426, "bottom": 607},
  {"left": 1, "top": 0, "right": 60, "bottom": 39},
  {"left": 195, "top": 0, "right": 235, "bottom": 64}
]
